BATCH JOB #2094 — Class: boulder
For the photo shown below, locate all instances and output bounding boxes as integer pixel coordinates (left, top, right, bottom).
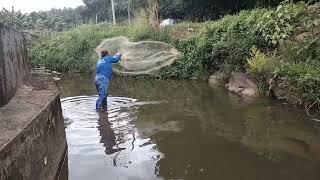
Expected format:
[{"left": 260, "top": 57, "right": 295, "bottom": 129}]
[
  {"left": 226, "top": 72, "right": 258, "bottom": 97},
  {"left": 208, "top": 72, "right": 227, "bottom": 87},
  {"left": 268, "top": 76, "right": 296, "bottom": 102},
  {"left": 295, "top": 30, "right": 320, "bottom": 41}
]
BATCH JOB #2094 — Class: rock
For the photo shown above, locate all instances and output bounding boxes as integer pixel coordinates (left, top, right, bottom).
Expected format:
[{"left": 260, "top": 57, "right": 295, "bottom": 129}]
[
  {"left": 226, "top": 72, "right": 258, "bottom": 97},
  {"left": 52, "top": 71, "right": 61, "bottom": 75},
  {"left": 52, "top": 77, "right": 61, "bottom": 82},
  {"left": 268, "top": 76, "right": 294, "bottom": 101},
  {"left": 295, "top": 31, "right": 320, "bottom": 41},
  {"left": 208, "top": 72, "right": 227, "bottom": 87}
]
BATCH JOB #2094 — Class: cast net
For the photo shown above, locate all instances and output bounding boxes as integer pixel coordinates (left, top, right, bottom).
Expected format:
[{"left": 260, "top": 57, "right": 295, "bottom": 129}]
[{"left": 96, "top": 36, "right": 180, "bottom": 75}]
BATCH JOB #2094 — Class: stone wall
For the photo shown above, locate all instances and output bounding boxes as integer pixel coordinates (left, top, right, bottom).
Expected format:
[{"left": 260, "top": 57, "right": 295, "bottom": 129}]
[{"left": 0, "top": 23, "right": 30, "bottom": 106}]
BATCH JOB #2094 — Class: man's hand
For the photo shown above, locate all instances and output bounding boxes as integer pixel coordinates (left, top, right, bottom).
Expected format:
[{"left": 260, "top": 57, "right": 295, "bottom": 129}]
[{"left": 115, "top": 51, "right": 121, "bottom": 56}]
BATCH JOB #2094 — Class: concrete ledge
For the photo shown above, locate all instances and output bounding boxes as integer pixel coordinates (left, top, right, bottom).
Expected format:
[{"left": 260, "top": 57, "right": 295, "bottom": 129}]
[{"left": 0, "top": 79, "right": 66, "bottom": 180}]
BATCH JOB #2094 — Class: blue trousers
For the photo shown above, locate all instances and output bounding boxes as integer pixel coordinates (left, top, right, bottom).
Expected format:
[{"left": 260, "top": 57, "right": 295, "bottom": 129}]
[{"left": 95, "top": 75, "right": 110, "bottom": 111}]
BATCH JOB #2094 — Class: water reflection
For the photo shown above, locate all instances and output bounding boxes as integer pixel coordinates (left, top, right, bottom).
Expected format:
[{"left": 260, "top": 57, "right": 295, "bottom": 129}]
[
  {"left": 97, "top": 112, "right": 125, "bottom": 155},
  {"left": 61, "top": 95, "right": 163, "bottom": 180}
]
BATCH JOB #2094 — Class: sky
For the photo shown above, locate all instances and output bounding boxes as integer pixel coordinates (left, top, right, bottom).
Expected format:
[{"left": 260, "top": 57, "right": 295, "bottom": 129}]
[{"left": 1, "top": 0, "right": 84, "bottom": 13}]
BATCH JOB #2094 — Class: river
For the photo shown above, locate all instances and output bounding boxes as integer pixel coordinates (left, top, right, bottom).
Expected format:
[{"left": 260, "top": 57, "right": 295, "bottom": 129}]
[{"left": 58, "top": 74, "right": 320, "bottom": 180}]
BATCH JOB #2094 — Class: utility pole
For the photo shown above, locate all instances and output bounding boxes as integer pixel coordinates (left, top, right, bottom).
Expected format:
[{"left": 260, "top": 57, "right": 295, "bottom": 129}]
[
  {"left": 111, "top": 0, "right": 116, "bottom": 25},
  {"left": 128, "top": 0, "right": 131, "bottom": 28}
]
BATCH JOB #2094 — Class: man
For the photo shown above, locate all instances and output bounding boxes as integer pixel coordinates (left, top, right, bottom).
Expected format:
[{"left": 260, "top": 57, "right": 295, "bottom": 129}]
[{"left": 95, "top": 50, "right": 121, "bottom": 111}]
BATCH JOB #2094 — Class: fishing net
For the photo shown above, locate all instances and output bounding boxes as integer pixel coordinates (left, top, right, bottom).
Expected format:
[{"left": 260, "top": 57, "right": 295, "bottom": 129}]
[{"left": 96, "top": 36, "right": 180, "bottom": 75}]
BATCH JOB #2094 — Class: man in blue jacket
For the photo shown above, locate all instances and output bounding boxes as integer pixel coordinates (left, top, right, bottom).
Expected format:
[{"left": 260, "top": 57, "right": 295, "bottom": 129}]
[{"left": 95, "top": 50, "right": 121, "bottom": 111}]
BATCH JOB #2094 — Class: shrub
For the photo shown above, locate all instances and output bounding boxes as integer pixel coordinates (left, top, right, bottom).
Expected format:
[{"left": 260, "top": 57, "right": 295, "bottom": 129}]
[
  {"left": 275, "top": 63, "right": 320, "bottom": 106},
  {"left": 258, "top": 1, "right": 320, "bottom": 45},
  {"left": 247, "top": 47, "right": 271, "bottom": 74},
  {"left": 31, "top": 24, "right": 127, "bottom": 72},
  {"left": 159, "top": 8, "right": 272, "bottom": 79}
]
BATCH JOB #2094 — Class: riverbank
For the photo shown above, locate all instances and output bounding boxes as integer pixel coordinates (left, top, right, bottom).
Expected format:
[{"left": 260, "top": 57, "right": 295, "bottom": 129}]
[{"left": 30, "top": 1, "right": 320, "bottom": 110}]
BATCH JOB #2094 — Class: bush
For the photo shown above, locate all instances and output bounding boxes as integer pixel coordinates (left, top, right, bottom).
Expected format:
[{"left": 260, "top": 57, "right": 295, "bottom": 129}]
[
  {"left": 158, "top": 38, "right": 207, "bottom": 79},
  {"left": 247, "top": 47, "right": 271, "bottom": 74},
  {"left": 159, "top": 9, "right": 272, "bottom": 79},
  {"left": 30, "top": 23, "right": 174, "bottom": 73},
  {"left": 275, "top": 64, "right": 320, "bottom": 105},
  {"left": 258, "top": 1, "right": 320, "bottom": 45}
]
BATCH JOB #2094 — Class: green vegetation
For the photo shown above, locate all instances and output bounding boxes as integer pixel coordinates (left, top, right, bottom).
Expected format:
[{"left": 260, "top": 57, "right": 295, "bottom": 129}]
[
  {"left": 159, "top": 9, "right": 271, "bottom": 78},
  {"left": 0, "top": 7, "right": 86, "bottom": 32},
  {"left": 30, "top": 25, "right": 128, "bottom": 72},
  {"left": 247, "top": 1, "right": 320, "bottom": 107},
  {"left": 1, "top": 0, "right": 289, "bottom": 32},
  {"left": 30, "top": 1, "right": 319, "bottom": 108}
]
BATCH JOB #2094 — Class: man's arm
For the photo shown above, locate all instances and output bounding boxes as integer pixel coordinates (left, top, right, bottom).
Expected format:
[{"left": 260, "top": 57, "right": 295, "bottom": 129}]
[{"left": 110, "top": 52, "right": 122, "bottom": 63}]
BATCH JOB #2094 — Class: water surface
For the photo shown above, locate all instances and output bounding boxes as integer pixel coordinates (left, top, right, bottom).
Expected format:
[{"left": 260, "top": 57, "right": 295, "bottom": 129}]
[{"left": 59, "top": 75, "right": 320, "bottom": 180}]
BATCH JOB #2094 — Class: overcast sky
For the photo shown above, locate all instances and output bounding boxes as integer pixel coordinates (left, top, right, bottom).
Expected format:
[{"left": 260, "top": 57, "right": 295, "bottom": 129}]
[{"left": 1, "top": 0, "right": 84, "bottom": 13}]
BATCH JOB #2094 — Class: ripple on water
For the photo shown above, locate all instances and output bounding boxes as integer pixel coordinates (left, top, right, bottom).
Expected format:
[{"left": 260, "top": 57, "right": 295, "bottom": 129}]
[{"left": 61, "top": 96, "right": 164, "bottom": 180}]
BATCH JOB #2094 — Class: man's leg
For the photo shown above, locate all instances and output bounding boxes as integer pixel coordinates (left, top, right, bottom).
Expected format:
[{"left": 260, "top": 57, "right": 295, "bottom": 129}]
[
  {"left": 101, "top": 79, "right": 110, "bottom": 109},
  {"left": 96, "top": 78, "right": 107, "bottom": 111}
]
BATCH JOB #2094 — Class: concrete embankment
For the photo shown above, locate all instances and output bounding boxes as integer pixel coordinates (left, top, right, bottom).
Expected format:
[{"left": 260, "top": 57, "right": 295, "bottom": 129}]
[{"left": 0, "top": 23, "right": 67, "bottom": 180}]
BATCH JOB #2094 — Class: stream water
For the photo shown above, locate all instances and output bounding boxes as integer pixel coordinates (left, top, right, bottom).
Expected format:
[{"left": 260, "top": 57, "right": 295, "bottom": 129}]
[{"left": 59, "top": 74, "right": 320, "bottom": 180}]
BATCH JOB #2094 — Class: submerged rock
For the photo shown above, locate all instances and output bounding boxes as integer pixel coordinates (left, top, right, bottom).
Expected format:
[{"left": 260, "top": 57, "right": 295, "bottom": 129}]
[{"left": 226, "top": 72, "right": 258, "bottom": 97}]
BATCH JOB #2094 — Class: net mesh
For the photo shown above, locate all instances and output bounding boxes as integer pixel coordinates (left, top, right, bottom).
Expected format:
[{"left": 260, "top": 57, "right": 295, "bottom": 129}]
[{"left": 96, "top": 36, "right": 180, "bottom": 75}]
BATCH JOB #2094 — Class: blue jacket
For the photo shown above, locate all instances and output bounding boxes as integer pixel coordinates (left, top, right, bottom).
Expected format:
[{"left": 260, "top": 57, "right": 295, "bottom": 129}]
[{"left": 96, "top": 55, "right": 121, "bottom": 79}]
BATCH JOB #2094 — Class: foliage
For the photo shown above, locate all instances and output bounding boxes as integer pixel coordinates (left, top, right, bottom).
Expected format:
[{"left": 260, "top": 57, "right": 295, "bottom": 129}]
[
  {"left": 258, "top": 1, "right": 320, "bottom": 45},
  {"left": 247, "top": 47, "right": 271, "bottom": 74},
  {"left": 159, "top": 9, "right": 271, "bottom": 79},
  {"left": 275, "top": 64, "right": 320, "bottom": 105},
  {"left": 2, "top": 0, "right": 313, "bottom": 33},
  {"left": 30, "top": 24, "right": 128, "bottom": 72},
  {"left": 81, "top": 0, "right": 285, "bottom": 24},
  {"left": 160, "top": 0, "right": 283, "bottom": 21},
  {"left": 0, "top": 7, "right": 87, "bottom": 32}
]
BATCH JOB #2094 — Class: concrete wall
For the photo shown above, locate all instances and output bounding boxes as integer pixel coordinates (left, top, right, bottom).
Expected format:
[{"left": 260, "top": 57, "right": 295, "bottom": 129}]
[
  {"left": 0, "top": 23, "right": 30, "bottom": 106},
  {"left": 0, "top": 83, "right": 67, "bottom": 180},
  {"left": 0, "top": 23, "right": 67, "bottom": 180}
]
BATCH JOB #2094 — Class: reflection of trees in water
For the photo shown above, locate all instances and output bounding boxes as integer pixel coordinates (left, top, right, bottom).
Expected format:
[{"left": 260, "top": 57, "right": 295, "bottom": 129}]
[
  {"left": 64, "top": 75, "right": 320, "bottom": 161},
  {"left": 117, "top": 75, "right": 320, "bottom": 161},
  {"left": 58, "top": 74, "right": 96, "bottom": 98},
  {"left": 192, "top": 84, "right": 320, "bottom": 160}
]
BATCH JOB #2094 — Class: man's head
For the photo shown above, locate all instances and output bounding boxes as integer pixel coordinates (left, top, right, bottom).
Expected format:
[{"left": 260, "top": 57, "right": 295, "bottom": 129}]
[{"left": 101, "top": 50, "right": 109, "bottom": 58}]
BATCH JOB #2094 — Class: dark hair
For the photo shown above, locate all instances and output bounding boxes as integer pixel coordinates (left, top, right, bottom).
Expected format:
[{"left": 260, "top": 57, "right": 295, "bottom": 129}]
[{"left": 101, "top": 50, "right": 109, "bottom": 58}]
